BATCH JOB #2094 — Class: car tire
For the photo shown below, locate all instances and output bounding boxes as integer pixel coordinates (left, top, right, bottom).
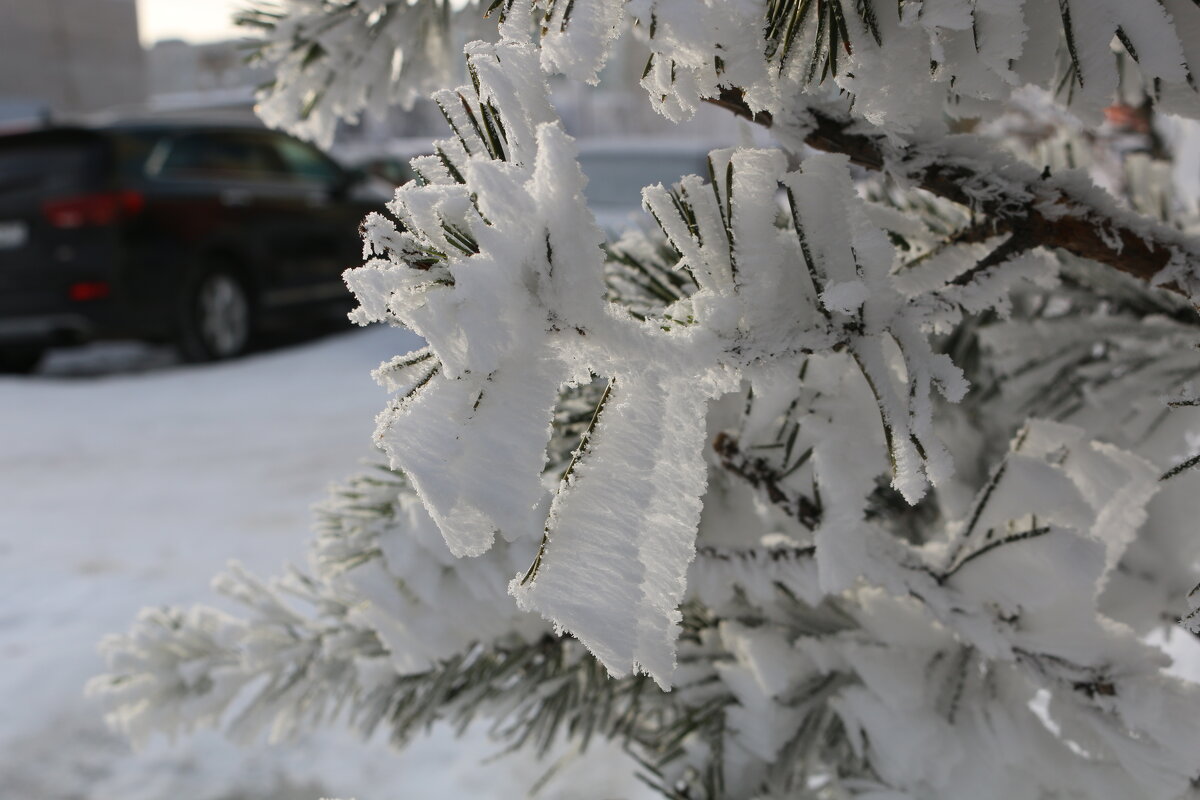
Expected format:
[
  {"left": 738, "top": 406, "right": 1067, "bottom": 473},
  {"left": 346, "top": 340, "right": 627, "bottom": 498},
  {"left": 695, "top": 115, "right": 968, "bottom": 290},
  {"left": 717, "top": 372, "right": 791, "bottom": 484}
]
[
  {"left": 178, "top": 264, "right": 254, "bottom": 362},
  {"left": 0, "top": 348, "right": 44, "bottom": 374}
]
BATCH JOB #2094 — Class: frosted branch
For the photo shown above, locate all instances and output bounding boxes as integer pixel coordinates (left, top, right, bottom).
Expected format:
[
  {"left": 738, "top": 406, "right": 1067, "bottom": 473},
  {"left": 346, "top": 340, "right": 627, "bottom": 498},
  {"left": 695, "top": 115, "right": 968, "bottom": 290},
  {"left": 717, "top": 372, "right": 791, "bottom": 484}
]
[{"left": 710, "top": 89, "right": 1200, "bottom": 306}]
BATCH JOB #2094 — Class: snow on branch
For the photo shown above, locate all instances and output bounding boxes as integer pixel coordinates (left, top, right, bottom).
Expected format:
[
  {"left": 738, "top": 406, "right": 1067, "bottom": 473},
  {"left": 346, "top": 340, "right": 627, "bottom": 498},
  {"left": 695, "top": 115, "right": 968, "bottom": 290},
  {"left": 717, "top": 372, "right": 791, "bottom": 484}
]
[
  {"left": 344, "top": 38, "right": 742, "bottom": 686},
  {"left": 246, "top": 1, "right": 1200, "bottom": 150},
  {"left": 713, "top": 415, "right": 1200, "bottom": 797},
  {"left": 337, "top": 30, "right": 1070, "bottom": 684},
  {"left": 639, "top": 0, "right": 1200, "bottom": 129},
  {"left": 238, "top": 0, "right": 489, "bottom": 148},
  {"left": 643, "top": 148, "right": 970, "bottom": 503},
  {"left": 710, "top": 89, "right": 1200, "bottom": 307},
  {"left": 240, "top": 0, "right": 1200, "bottom": 303},
  {"left": 89, "top": 470, "right": 551, "bottom": 747}
]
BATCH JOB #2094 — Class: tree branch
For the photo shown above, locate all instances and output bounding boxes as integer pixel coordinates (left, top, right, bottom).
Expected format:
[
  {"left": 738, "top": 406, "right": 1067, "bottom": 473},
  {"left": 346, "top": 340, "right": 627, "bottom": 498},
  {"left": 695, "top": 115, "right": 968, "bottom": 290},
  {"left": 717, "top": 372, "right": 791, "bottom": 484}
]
[
  {"left": 707, "top": 88, "right": 1200, "bottom": 304},
  {"left": 949, "top": 229, "right": 1036, "bottom": 288},
  {"left": 712, "top": 432, "right": 822, "bottom": 530}
]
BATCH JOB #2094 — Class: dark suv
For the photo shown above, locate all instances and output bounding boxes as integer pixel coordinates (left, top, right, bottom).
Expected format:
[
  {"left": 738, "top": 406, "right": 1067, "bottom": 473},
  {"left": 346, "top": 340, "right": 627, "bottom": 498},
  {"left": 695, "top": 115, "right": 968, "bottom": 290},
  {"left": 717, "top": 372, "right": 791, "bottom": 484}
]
[{"left": 0, "top": 122, "right": 383, "bottom": 371}]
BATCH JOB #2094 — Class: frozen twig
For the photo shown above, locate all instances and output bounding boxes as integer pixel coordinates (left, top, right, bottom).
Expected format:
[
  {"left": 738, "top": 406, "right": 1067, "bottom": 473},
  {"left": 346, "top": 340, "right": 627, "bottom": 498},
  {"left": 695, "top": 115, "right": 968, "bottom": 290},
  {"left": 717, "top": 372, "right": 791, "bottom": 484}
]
[{"left": 708, "top": 88, "right": 1200, "bottom": 305}]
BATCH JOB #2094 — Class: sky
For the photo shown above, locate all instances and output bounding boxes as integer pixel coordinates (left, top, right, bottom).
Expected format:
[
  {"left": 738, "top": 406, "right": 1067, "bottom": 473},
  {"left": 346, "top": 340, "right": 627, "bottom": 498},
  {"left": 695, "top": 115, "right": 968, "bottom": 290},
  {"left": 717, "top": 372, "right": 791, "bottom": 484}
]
[{"left": 137, "top": 0, "right": 246, "bottom": 46}]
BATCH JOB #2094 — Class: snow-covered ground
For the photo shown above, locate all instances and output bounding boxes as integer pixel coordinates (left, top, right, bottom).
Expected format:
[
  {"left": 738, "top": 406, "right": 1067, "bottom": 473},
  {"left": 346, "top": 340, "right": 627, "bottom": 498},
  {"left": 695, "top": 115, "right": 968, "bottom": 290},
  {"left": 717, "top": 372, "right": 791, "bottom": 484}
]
[{"left": 0, "top": 327, "right": 652, "bottom": 800}]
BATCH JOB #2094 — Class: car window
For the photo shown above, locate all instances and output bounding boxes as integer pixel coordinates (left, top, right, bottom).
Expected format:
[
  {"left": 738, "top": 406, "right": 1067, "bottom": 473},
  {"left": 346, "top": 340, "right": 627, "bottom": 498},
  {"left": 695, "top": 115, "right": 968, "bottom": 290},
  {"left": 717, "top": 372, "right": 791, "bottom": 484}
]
[
  {"left": 110, "top": 131, "right": 161, "bottom": 180},
  {"left": 272, "top": 136, "right": 343, "bottom": 184},
  {"left": 0, "top": 137, "right": 107, "bottom": 197},
  {"left": 157, "top": 132, "right": 288, "bottom": 181}
]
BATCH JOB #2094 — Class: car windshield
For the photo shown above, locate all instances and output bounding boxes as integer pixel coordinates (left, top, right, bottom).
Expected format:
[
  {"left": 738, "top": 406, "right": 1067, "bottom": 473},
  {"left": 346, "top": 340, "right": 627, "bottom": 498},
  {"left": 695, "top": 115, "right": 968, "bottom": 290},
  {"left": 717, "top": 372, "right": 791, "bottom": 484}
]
[{"left": 578, "top": 149, "right": 709, "bottom": 209}]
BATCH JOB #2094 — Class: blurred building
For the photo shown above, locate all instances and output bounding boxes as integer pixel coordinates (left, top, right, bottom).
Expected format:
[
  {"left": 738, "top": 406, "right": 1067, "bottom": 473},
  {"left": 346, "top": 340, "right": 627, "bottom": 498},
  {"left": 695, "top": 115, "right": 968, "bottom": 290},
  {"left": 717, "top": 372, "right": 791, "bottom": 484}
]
[
  {"left": 0, "top": 0, "right": 146, "bottom": 119},
  {"left": 147, "top": 39, "right": 263, "bottom": 96},
  {"left": 141, "top": 38, "right": 267, "bottom": 123}
]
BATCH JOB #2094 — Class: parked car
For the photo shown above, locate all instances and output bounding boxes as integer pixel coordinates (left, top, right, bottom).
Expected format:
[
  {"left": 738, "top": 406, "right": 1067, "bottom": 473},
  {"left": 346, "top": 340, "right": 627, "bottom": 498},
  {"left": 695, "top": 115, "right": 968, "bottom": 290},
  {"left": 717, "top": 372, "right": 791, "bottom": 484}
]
[{"left": 0, "top": 121, "right": 385, "bottom": 372}]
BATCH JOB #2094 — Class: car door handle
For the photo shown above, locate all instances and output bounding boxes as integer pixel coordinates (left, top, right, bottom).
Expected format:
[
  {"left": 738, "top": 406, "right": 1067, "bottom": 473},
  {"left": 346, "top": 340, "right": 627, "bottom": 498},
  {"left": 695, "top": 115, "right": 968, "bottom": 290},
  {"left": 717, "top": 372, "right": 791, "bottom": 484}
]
[{"left": 220, "top": 189, "right": 253, "bottom": 207}]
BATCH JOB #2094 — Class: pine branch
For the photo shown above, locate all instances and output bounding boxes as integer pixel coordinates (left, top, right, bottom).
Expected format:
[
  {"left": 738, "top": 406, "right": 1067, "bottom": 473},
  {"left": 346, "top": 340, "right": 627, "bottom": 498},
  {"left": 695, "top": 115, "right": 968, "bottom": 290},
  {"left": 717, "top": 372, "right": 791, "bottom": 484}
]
[
  {"left": 706, "top": 89, "right": 1200, "bottom": 306},
  {"left": 713, "top": 432, "right": 822, "bottom": 530}
]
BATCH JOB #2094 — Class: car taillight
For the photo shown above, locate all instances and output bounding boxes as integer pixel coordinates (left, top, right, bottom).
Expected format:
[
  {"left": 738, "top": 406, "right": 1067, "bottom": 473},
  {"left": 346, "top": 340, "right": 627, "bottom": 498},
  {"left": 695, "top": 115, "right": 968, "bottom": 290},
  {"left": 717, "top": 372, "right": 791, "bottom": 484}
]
[
  {"left": 42, "top": 191, "right": 144, "bottom": 229},
  {"left": 69, "top": 281, "right": 111, "bottom": 301}
]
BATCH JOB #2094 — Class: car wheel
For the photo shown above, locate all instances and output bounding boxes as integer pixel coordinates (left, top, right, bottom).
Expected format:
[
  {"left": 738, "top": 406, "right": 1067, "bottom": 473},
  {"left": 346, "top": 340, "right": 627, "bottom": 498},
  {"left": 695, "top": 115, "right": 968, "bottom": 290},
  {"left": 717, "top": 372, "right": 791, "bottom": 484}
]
[
  {"left": 179, "top": 266, "right": 253, "bottom": 362},
  {"left": 0, "top": 348, "right": 44, "bottom": 374}
]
